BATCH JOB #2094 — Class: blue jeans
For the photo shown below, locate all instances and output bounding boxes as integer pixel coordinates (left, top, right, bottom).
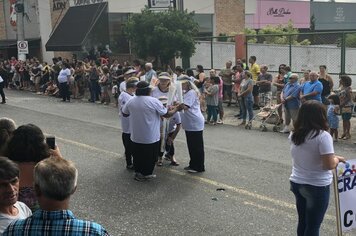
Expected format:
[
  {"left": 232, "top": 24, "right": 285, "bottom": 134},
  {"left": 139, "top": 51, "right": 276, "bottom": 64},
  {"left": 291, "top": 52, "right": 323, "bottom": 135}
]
[
  {"left": 207, "top": 105, "right": 218, "bottom": 122},
  {"left": 290, "top": 181, "right": 330, "bottom": 236},
  {"left": 241, "top": 96, "right": 254, "bottom": 121}
]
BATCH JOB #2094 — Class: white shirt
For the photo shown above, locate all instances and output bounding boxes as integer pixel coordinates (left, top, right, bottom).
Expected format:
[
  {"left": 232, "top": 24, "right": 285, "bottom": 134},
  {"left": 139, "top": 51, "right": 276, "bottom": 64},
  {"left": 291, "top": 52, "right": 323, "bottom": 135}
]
[
  {"left": 119, "top": 81, "right": 126, "bottom": 93},
  {"left": 118, "top": 91, "right": 134, "bottom": 134},
  {"left": 122, "top": 96, "right": 167, "bottom": 144},
  {"left": 0, "top": 75, "right": 3, "bottom": 83},
  {"left": 180, "top": 89, "right": 205, "bottom": 131},
  {"left": 168, "top": 112, "right": 181, "bottom": 133},
  {"left": 0, "top": 201, "right": 32, "bottom": 233},
  {"left": 151, "top": 87, "right": 169, "bottom": 99},
  {"left": 58, "top": 68, "right": 71, "bottom": 83},
  {"left": 289, "top": 131, "right": 334, "bottom": 187}
]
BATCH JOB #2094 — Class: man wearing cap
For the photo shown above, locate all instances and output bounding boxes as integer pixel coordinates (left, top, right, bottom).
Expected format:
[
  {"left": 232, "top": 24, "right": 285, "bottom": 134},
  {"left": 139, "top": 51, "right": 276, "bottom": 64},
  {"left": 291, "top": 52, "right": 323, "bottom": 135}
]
[
  {"left": 280, "top": 73, "right": 301, "bottom": 133},
  {"left": 122, "top": 81, "right": 182, "bottom": 181},
  {"left": 119, "top": 78, "right": 139, "bottom": 170},
  {"left": 120, "top": 68, "right": 136, "bottom": 93}
]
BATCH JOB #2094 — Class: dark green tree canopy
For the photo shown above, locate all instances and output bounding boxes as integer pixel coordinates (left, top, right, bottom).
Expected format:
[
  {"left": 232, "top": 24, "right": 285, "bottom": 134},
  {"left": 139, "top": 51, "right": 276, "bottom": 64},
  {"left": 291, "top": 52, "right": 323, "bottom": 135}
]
[{"left": 125, "top": 8, "right": 199, "bottom": 65}]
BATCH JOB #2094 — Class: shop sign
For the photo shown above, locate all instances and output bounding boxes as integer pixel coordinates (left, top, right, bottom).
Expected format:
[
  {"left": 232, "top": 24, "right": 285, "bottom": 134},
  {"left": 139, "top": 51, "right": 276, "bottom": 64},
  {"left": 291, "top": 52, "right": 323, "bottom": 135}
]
[
  {"left": 53, "top": 0, "right": 67, "bottom": 11},
  {"left": 70, "top": 0, "right": 106, "bottom": 7},
  {"left": 267, "top": 7, "right": 291, "bottom": 17},
  {"left": 148, "top": 0, "right": 172, "bottom": 8}
]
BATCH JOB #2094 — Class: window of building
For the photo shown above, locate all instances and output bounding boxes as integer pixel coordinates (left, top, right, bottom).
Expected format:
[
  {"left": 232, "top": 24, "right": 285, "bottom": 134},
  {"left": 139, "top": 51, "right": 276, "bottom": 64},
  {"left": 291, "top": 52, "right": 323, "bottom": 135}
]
[{"left": 193, "top": 14, "right": 214, "bottom": 39}]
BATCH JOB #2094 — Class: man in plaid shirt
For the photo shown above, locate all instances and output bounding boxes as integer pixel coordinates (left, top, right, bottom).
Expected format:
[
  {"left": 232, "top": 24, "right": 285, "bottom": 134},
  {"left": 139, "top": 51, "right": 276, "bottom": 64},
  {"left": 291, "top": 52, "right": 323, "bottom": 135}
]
[{"left": 3, "top": 157, "right": 110, "bottom": 236}]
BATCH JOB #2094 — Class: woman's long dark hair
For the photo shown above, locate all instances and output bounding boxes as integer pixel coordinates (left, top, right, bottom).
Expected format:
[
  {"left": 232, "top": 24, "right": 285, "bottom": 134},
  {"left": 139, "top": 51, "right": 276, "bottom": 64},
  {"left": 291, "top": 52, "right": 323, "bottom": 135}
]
[
  {"left": 5, "top": 124, "right": 50, "bottom": 163},
  {"left": 291, "top": 101, "right": 329, "bottom": 145}
]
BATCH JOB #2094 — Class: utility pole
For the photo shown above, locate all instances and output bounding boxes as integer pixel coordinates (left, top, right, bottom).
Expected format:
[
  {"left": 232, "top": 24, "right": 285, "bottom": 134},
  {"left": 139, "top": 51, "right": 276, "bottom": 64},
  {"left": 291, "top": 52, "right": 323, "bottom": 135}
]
[{"left": 15, "top": 0, "right": 26, "bottom": 61}]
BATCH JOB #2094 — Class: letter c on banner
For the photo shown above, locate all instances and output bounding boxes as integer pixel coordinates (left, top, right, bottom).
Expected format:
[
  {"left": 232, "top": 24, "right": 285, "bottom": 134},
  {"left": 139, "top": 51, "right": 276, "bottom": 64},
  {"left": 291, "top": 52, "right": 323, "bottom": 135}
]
[
  {"left": 344, "top": 210, "right": 353, "bottom": 228},
  {"left": 338, "top": 179, "right": 343, "bottom": 193}
]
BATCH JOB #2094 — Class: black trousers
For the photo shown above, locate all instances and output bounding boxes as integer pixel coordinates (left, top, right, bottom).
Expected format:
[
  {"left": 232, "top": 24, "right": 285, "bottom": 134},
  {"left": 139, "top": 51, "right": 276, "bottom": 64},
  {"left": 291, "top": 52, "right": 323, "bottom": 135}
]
[
  {"left": 0, "top": 82, "right": 5, "bottom": 102},
  {"left": 159, "top": 132, "right": 175, "bottom": 158},
  {"left": 132, "top": 141, "right": 160, "bottom": 176},
  {"left": 185, "top": 131, "right": 205, "bottom": 172},
  {"left": 122, "top": 133, "right": 133, "bottom": 166},
  {"left": 59, "top": 82, "right": 70, "bottom": 101}
]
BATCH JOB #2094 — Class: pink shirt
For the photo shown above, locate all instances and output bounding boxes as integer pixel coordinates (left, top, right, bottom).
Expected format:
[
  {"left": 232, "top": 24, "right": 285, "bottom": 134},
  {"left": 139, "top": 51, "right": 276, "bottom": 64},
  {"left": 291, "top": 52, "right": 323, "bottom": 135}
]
[{"left": 218, "top": 77, "right": 223, "bottom": 99}]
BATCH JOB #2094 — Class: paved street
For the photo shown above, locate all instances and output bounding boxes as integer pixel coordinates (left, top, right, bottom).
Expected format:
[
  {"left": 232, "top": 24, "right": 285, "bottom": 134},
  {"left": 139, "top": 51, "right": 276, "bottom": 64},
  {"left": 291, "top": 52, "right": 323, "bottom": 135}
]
[{"left": 1, "top": 89, "right": 355, "bottom": 236}]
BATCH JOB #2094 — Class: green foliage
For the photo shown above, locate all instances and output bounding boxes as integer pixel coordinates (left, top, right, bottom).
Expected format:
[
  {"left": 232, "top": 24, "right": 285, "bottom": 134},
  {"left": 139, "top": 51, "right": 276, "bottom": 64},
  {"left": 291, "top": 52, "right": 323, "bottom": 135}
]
[
  {"left": 124, "top": 8, "right": 199, "bottom": 65},
  {"left": 345, "top": 33, "right": 356, "bottom": 48},
  {"left": 244, "top": 21, "right": 311, "bottom": 45},
  {"left": 243, "top": 28, "right": 257, "bottom": 43}
]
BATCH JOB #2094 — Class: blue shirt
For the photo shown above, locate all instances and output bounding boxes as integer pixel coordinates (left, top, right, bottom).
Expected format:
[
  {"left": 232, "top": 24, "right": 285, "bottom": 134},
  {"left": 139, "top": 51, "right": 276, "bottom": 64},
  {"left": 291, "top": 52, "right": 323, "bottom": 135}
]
[
  {"left": 3, "top": 210, "right": 110, "bottom": 236},
  {"left": 282, "top": 81, "right": 301, "bottom": 109},
  {"left": 302, "top": 80, "right": 323, "bottom": 103}
]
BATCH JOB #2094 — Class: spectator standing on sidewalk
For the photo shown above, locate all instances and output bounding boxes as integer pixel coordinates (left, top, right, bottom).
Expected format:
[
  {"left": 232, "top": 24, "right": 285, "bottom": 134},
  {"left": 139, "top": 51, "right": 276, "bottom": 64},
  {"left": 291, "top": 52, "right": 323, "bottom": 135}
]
[
  {"left": 289, "top": 100, "right": 345, "bottom": 236},
  {"left": 238, "top": 71, "right": 254, "bottom": 127},
  {"left": 256, "top": 65, "right": 272, "bottom": 107},
  {"left": 280, "top": 73, "right": 301, "bottom": 133},
  {"left": 273, "top": 64, "right": 286, "bottom": 124},
  {"left": 338, "top": 75, "right": 353, "bottom": 140},
  {"left": 209, "top": 69, "right": 224, "bottom": 124},
  {"left": 300, "top": 71, "right": 323, "bottom": 103},
  {"left": 318, "top": 65, "right": 334, "bottom": 105},
  {"left": 57, "top": 63, "right": 71, "bottom": 102},
  {"left": 248, "top": 56, "right": 260, "bottom": 110},
  {"left": 219, "top": 61, "right": 234, "bottom": 107}
]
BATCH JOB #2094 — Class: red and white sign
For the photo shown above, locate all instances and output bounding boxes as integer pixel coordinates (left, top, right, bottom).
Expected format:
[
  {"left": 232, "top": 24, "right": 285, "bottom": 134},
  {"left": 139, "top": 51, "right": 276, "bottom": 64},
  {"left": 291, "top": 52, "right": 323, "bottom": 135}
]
[{"left": 17, "top": 41, "right": 29, "bottom": 54}]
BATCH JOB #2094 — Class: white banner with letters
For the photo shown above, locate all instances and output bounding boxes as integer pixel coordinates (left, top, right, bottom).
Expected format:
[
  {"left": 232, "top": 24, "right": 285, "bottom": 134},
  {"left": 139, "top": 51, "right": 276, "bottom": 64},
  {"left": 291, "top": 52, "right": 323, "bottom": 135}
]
[{"left": 336, "top": 159, "right": 356, "bottom": 233}]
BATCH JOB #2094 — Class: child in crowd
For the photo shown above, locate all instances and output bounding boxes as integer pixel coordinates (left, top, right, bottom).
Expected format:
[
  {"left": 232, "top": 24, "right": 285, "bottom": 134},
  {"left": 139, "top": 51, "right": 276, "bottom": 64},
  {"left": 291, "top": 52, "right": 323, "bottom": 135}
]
[
  {"left": 205, "top": 77, "right": 220, "bottom": 125},
  {"left": 327, "top": 94, "right": 340, "bottom": 142},
  {"left": 112, "top": 80, "right": 119, "bottom": 107}
]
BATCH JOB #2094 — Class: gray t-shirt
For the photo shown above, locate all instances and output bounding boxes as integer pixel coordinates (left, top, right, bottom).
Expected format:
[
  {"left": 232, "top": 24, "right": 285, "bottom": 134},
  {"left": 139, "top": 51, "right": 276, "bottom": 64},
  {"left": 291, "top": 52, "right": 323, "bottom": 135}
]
[
  {"left": 240, "top": 78, "right": 253, "bottom": 99},
  {"left": 257, "top": 73, "right": 272, "bottom": 93},
  {"left": 0, "top": 201, "right": 32, "bottom": 233},
  {"left": 206, "top": 84, "right": 219, "bottom": 106}
]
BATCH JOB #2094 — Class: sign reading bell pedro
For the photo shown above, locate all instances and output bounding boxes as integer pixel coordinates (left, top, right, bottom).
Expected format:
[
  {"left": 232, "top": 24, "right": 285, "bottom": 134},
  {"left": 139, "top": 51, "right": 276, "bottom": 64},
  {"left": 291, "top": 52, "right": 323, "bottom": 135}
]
[{"left": 336, "top": 160, "right": 356, "bottom": 233}]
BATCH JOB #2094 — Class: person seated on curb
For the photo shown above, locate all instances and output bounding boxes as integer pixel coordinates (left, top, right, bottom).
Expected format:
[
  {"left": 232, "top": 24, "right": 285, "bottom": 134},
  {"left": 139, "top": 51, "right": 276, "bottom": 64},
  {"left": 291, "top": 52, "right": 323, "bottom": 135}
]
[
  {"left": 3, "top": 156, "right": 110, "bottom": 236},
  {"left": 0, "top": 157, "right": 32, "bottom": 234}
]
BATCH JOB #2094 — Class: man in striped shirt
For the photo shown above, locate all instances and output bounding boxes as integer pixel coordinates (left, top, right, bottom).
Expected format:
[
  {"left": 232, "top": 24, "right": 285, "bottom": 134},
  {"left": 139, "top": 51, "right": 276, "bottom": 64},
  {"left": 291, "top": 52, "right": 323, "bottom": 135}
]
[{"left": 3, "top": 157, "right": 110, "bottom": 236}]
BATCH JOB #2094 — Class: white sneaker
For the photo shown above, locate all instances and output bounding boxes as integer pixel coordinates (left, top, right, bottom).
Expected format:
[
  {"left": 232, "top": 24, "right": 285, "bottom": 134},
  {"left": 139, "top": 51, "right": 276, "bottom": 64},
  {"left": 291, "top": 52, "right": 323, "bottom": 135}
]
[{"left": 280, "top": 126, "right": 290, "bottom": 133}]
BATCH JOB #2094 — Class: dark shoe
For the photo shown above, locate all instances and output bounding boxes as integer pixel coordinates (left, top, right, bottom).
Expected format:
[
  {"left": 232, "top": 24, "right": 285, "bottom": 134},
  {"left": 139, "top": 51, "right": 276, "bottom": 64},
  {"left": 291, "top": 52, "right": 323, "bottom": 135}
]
[
  {"left": 227, "top": 102, "right": 231, "bottom": 107},
  {"left": 170, "top": 161, "right": 180, "bottom": 166},
  {"left": 234, "top": 114, "right": 240, "bottom": 117},
  {"left": 1, "top": 101, "right": 5, "bottom": 104},
  {"left": 184, "top": 166, "right": 192, "bottom": 171}
]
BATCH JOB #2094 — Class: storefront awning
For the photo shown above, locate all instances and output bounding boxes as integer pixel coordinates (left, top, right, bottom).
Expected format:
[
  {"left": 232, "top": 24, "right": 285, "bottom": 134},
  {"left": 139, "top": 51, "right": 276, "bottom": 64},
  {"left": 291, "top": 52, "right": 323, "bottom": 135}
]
[
  {"left": 0, "top": 38, "right": 41, "bottom": 49},
  {"left": 45, "top": 2, "right": 108, "bottom": 51}
]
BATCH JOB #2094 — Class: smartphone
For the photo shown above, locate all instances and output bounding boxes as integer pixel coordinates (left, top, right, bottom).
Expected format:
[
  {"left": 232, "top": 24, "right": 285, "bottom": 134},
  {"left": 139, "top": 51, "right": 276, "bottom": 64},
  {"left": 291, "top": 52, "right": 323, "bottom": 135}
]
[{"left": 46, "top": 136, "right": 56, "bottom": 149}]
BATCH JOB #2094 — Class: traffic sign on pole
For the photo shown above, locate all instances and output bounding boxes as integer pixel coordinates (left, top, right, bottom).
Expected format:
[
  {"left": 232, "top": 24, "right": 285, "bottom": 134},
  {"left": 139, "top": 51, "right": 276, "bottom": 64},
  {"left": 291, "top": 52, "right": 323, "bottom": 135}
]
[{"left": 17, "top": 40, "right": 29, "bottom": 54}]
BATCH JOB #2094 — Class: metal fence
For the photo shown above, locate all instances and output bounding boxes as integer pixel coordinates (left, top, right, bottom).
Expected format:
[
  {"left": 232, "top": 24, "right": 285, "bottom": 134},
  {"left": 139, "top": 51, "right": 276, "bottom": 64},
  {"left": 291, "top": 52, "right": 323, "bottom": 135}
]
[{"left": 190, "top": 32, "right": 356, "bottom": 88}]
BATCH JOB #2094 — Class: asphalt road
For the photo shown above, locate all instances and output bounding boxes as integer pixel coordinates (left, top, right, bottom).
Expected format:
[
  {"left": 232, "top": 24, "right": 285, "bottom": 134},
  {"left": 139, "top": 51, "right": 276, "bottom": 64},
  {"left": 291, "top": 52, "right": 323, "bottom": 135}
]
[{"left": 1, "top": 89, "right": 355, "bottom": 236}]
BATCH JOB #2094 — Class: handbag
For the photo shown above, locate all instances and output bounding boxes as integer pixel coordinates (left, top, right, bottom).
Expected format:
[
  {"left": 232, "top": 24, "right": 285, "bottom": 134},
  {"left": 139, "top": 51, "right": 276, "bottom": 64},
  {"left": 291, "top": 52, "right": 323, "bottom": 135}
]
[{"left": 342, "top": 106, "right": 353, "bottom": 114}]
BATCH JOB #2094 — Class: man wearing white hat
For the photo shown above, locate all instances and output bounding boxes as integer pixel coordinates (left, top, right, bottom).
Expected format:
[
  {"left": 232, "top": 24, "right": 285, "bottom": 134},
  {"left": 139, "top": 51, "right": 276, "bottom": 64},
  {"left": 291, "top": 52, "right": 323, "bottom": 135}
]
[{"left": 120, "top": 68, "right": 136, "bottom": 93}]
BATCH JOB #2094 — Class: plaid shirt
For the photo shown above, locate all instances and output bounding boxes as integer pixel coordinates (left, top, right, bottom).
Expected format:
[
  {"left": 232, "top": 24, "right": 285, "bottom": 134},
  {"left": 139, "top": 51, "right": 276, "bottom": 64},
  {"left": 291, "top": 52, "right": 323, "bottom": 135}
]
[{"left": 3, "top": 209, "right": 110, "bottom": 236}]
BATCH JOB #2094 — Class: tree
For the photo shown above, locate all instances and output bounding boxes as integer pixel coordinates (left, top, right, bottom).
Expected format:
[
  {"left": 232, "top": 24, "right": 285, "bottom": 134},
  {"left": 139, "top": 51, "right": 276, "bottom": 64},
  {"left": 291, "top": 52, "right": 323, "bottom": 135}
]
[
  {"left": 244, "top": 21, "right": 311, "bottom": 45},
  {"left": 124, "top": 8, "right": 199, "bottom": 67}
]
